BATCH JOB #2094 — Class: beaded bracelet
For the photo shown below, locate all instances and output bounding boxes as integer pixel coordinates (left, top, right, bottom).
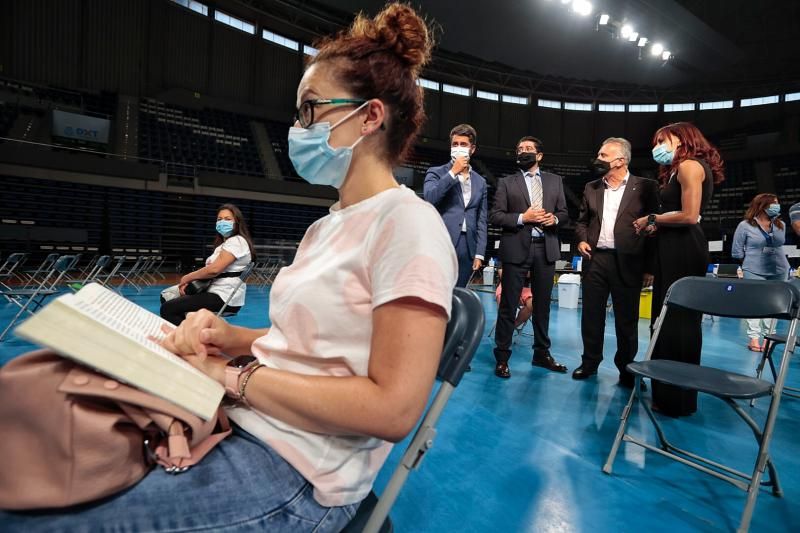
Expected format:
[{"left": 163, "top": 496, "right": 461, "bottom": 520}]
[{"left": 238, "top": 363, "right": 265, "bottom": 404}]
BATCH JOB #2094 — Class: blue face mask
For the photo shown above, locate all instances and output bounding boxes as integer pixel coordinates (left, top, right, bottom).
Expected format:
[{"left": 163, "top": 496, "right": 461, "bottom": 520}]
[
  {"left": 766, "top": 204, "right": 781, "bottom": 218},
  {"left": 652, "top": 143, "right": 675, "bottom": 165},
  {"left": 216, "top": 220, "right": 234, "bottom": 237},
  {"left": 287, "top": 101, "right": 369, "bottom": 189}
]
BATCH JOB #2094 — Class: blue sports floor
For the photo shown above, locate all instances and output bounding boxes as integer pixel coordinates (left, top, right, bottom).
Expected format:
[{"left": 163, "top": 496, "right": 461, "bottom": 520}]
[{"left": 1, "top": 285, "right": 798, "bottom": 532}]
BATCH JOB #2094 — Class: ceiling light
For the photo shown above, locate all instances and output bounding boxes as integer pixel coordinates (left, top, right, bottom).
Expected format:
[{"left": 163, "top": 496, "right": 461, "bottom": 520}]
[
  {"left": 661, "top": 50, "right": 671, "bottom": 61},
  {"left": 599, "top": 13, "right": 609, "bottom": 25},
  {"left": 620, "top": 25, "right": 633, "bottom": 39},
  {"left": 637, "top": 37, "right": 648, "bottom": 47},
  {"left": 651, "top": 42, "right": 664, "bottom": 56},
  {"left": 560, "top": 0, "right": 572, "bottom": 4},
  {"left": 572, "top": 0, "right": 593, "bottom": 16},
  {"left": 628, "top": 31, "right": 639, "bottom": 42}
]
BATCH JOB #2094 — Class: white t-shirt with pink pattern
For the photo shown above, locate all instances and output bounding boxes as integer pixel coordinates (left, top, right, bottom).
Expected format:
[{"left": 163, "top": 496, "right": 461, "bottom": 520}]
[{"left": 226, "top": 185, "right": 458, "bottom": 507}]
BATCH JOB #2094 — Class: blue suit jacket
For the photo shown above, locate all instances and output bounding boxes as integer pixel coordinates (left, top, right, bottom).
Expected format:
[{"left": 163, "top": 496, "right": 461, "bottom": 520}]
[{"left": 423, "top": 162, "right": 488, "bottom": 259}]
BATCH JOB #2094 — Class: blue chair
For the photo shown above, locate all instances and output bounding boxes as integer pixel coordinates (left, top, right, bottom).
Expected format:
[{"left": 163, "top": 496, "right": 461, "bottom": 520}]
[
  {"left": 343, "top": 288, "right": 485, "bottom": 533},
  {"left": 603, "top": 277, "right": 800, "bottom": 533}
]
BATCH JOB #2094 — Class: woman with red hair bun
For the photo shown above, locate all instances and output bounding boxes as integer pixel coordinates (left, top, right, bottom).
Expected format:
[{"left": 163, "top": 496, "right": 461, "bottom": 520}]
[
  {"left": 0, "top": 4, "right": 456, "bottom": 532},
  {"left": 633, "top": 122, "right": 725, "bottom": 417}
]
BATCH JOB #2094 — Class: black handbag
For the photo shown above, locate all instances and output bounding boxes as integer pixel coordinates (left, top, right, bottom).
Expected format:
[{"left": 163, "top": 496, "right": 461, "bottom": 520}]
[
  {"left": 184, "top": 279, "right": 213, "bottom": 295},
  {"left": 184, "top": 271, "right": 242, "bottom": 296}
]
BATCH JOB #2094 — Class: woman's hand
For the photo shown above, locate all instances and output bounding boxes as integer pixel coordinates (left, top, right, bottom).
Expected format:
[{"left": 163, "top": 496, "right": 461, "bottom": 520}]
[
  {"left": 158, "top": 309, "right": 234, "bottom": 358},
  {"left": 178, "top": 283, "right": 187, "bottom": 296},
  {"left": 633, "top": 216, "right": 649, "bottom": 234}
]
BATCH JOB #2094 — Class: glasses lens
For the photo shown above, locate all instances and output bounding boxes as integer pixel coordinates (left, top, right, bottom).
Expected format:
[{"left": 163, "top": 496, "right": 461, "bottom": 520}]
[{"left": 300, "top": 101, "right": 313, "bottom": 128}]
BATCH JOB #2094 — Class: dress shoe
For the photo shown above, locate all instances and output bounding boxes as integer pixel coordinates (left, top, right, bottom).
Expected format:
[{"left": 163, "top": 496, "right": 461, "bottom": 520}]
[
  {"left": 618, "top": 373, "right": 647, "bottom": 390},
  {"left": 494, "top": 362, "right": 511, "bottom": 379},
  {"left": 572, "top": 364, "right": 598, "bottom": 380},
  {"left": 531, "top": 354, "right": 568, "bottom": 373}
]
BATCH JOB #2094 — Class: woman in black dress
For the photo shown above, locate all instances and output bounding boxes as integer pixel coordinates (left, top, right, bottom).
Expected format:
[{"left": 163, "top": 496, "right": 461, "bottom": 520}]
[{"left": 633, "top": 122, "right": 725, "bottom": 417}]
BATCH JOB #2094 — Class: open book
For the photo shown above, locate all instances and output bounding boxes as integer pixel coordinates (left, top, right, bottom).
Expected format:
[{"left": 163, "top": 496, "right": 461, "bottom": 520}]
[{"left": 15, "top": 283, "right": 224, "bottom": 420}]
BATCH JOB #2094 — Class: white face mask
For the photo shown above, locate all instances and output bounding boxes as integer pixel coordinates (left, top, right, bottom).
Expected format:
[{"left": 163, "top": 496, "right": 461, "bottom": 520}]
[
  {"left": 287, "top": 102, "right": 369, "bottom": 189},
  {"left": 451, "top": 146, "right": 470, "bottom": 162}
]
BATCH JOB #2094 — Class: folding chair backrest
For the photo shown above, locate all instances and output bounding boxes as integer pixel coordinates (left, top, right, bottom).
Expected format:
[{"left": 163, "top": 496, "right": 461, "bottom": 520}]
[
  {"left": 438, "top": 287, "right": 486, "bottom": 386},
  {"left": 54, "top": 255, "right": 76, "bottom": 272},
  {"left": 36, "top": 253, "right": 59, "bottom": 271},
  {"left": 665, "top": 277, "right": 798, "bottom": 320},
  {"left": 351, "top": 288, "right": 485, "bottom": 533},
  {"left": 22, "top": 253, "right": 59, "bottom": 287},
  {"left": 0, "top": 253, "right": 26, "bottom": 275},
  {"left": 95, "top": 255, "right": 111, "bottom": 270},
  {"left": 41, "top": 255, "right": 77, "bottom": 290}
]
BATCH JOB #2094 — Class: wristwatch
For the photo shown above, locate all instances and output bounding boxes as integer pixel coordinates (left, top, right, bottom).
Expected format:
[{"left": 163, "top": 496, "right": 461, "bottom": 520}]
[
  {"left": 224, "top": 355, "right": 260, "bottom": 401},
  {"left": 647, "top": 214, "right": 657, "bottom": 226}
]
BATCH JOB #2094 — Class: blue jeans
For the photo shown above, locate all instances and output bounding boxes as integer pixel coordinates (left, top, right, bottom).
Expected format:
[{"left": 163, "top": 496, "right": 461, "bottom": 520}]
[
  {"left": 1, "top": 429, "right": 358, "bottom": 532},
  {"left": 743, "top": 270, "right": 788, "bottom": 340}
]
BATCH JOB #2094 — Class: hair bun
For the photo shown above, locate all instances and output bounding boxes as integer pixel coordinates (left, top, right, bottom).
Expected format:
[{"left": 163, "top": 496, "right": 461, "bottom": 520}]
[{"left": 353, "top": 3, "right": 432, "bottom": 72}]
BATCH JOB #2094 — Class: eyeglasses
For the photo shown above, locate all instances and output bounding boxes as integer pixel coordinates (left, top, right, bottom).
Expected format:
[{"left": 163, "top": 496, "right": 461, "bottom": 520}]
[
  {"left": 293, "top": 98, "right": 367, "bottom": 128},
  {"left": 517, "top": 148, "right": 539, "bottom": 155}
]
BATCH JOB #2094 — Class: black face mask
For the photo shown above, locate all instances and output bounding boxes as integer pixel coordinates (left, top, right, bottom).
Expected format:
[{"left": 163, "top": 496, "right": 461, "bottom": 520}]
[
  {"left": 516, "top": 152, "right": 538, "bottom": 170},
  {"left": 589, "top": 158, "right": 611, "bottom": 177}
]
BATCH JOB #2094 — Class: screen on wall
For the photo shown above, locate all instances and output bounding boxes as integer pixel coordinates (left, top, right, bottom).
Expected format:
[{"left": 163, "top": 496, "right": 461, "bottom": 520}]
[{"left": 52, "top": 110, "right": 111, "bottom": 144}]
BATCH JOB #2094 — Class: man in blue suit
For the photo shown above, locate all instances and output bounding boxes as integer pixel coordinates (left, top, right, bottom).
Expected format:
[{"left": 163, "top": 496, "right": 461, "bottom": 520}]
[{"left": 424, "top": 124, "right": 488, "bottom": 287}]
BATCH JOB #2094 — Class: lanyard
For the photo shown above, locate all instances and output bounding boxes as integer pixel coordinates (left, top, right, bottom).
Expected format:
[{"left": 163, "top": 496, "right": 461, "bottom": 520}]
[{"left": 756, "top": 222, "right": 775, "bottom": 247}]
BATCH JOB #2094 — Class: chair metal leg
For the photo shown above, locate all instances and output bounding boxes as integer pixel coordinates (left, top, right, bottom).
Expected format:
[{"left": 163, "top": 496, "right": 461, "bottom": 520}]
[
  {"left": 0, "top": 293, "right": 39, "bottom": 341},
  {"left": 602, "top": 377, "right": 639, "bottom": 474}
]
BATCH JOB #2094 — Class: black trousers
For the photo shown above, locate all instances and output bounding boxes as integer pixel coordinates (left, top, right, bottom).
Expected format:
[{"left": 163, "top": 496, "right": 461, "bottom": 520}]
[
  {"left": 580, "top": 249, "right": 641, "bottom": 374},
  {"left": 494, "top": 240, "right": 555, "bottom": 364},
  {"left": 159, "top": 292, "right": 240, "bottom": 326}
]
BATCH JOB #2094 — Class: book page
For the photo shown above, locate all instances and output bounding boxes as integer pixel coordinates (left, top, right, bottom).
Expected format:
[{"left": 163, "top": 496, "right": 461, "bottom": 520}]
[{"left": 64, "top": 283, "right": 210, "bottom": 378}]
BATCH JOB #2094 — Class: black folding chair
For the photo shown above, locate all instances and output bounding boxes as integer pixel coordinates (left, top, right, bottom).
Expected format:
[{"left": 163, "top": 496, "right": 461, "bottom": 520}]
[
  {"left": 603, "top": 277, "right": 800, "bottom": 533},
  {"left": 0, "top": 255, "right": 76, "bottom": 342},
  {"left": 750, "top": 279, "right": 800, "bottom": 404},
  {"left": 342, "top": 288, "right": 485, "bottom": 533},
  {"left": 216, "top": 262, "right": 256, "bottom": 318},
  {"left": 0, "top": 252, "right": 29, "bottom": 291}
]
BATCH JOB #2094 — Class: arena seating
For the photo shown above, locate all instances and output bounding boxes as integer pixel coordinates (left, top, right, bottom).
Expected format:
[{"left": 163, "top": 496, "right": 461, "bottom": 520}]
[
  {"left": 138, "top": 98, "right": 264, "bottom": 177},
  {"left": 0, "top": 103, "right": 18, "bottom": 138},
  {"left": 263, "top": 118, "right": 301, "bottom": 181}
]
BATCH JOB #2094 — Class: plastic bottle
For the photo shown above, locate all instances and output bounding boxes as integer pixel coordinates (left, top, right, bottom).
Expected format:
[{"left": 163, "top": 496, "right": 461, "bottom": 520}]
[{"left": 483, "top": 258, "right": 495, "bottom": 285}]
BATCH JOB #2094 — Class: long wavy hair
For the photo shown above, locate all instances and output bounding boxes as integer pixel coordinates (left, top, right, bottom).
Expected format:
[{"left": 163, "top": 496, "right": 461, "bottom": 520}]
[
  {"left": 214, "top": 203, "right": 256, "bottom": 260},
  {"left": 652, "top": 122, "right": 725, "bottom": 187},
  {"left": 744, "top": 193, "right": 784, "bottom": 230}
]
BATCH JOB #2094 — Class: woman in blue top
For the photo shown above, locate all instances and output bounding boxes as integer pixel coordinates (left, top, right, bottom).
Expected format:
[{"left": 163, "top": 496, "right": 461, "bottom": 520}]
[{"left": 731, "top": 193, "right": 790, "bottom": 352}]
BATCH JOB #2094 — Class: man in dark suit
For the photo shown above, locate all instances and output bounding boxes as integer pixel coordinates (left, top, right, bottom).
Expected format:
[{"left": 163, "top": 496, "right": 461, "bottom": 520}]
[
  {"left": 573, "top": 137, "right": 660, "bottom": 388},
  {"left": 490, "top": 136, "right": 568, "bottom": 378},
  {"left": 424, "top": 124, "right": 488, "bottom": 287}
]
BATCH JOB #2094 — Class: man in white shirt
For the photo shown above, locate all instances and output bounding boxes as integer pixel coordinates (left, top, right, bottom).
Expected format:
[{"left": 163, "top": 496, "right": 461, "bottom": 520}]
[
  {"left": 423, "top": 124, "right": 488, "bottom": 287},
  {"left": 574, "top": 137, "right": 660, "bottom": 388}
]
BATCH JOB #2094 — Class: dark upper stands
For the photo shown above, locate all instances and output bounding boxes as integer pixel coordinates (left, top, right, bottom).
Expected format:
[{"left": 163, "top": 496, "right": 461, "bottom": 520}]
[
  {"left": 264, "top": 119, "right": 301, "bottom": 181},
  {"left": 138, "top": 98, "right": 264, "bottom": 177},
  {"left": 0, "top": 103, "right": 18, "bottom": 138},
  {"left": 0, "top": 78, "right": 116, "bottom": 119}
]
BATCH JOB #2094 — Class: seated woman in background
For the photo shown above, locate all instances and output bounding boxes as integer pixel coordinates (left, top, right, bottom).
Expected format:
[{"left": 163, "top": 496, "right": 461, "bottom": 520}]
[
  {"left": 495, "top": 269, "right": 533, "bottom": 330},
  {"left": 0, "top": 4, "right": 457, "bottom": 532},
  {"left": 731, "top": 193, "right": 790, "bottom": 352},
  {"left": 160, "top": 203, "right": 255, "bottom": 325}
]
